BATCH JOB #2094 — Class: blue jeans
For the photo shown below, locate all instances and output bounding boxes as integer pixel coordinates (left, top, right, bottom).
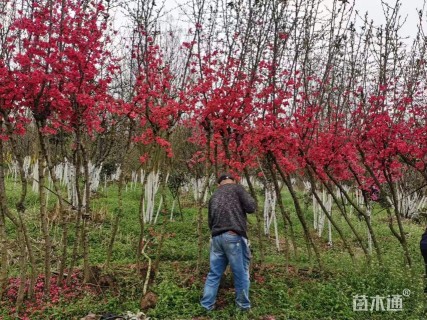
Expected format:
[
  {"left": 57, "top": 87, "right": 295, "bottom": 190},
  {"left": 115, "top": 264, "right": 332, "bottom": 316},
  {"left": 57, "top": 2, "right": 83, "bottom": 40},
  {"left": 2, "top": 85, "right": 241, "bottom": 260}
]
[{"left": 200, "top": 232, "right": 251, "bottom": 310}]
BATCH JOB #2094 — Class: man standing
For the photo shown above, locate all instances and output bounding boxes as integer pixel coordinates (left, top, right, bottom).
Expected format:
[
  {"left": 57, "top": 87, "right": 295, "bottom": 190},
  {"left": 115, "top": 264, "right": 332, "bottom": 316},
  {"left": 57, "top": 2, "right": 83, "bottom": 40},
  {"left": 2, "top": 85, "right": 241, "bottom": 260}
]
[{"left": 200, "top": 173, "right": 256, "bottom": 311}]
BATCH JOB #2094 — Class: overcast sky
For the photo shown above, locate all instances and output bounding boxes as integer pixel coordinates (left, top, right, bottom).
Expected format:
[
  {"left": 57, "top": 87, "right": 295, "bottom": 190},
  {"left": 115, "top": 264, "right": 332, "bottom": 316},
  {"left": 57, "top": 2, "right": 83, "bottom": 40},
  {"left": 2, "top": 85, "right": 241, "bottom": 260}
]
[
  {"left": 159, "top": 0, "right": 426, "bottom": 40},
  {"left": 333, "top": 0, "right": 426, "bottom": 39}
]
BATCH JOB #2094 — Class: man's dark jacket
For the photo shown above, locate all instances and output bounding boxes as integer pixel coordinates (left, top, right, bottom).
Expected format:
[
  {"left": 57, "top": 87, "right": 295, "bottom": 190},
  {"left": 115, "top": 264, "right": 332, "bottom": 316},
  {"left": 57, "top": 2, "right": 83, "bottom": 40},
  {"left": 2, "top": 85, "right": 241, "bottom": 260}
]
[{"left": 208, "top": 183, "right": 256, "bottom": 239}]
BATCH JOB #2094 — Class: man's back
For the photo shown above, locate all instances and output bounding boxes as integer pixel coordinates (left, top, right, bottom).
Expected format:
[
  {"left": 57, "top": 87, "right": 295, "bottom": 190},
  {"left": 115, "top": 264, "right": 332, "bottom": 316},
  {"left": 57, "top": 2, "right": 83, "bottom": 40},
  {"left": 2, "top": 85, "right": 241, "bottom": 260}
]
[{"left": 208, "top": 183, "right": 256, "bottom": 238}]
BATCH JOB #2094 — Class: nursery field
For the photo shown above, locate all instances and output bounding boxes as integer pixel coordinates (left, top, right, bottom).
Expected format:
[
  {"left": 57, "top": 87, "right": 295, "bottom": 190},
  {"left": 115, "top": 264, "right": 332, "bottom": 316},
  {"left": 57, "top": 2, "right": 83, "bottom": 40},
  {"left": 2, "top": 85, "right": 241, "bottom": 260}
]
[
  {"left": 1, "top": 0, "right": 427, "bottom": 319},
  {"left": 1, "top": 181, "right": 426, "bottom": 320}
]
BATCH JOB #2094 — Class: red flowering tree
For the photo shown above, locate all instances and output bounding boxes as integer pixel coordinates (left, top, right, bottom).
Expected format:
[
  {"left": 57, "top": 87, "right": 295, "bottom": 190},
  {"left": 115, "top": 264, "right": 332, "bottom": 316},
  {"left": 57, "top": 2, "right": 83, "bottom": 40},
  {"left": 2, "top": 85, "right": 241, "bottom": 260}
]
[
  {"left": 1, "top": 0, "right": 427, "bottom": 316},
  {"left": 0, "top": 0, "right": 38, "bottom": 306},
  {"left": 11, "top": 0, "right": 116, "bottom": 291}
]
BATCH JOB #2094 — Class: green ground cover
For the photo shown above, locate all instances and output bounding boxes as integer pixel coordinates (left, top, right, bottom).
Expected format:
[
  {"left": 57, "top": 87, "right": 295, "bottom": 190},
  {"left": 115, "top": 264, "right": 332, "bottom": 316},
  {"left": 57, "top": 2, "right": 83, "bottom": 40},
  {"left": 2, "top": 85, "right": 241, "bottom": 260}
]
[{"left": 1, "top": 181, "right": 426, "bottom": 319}]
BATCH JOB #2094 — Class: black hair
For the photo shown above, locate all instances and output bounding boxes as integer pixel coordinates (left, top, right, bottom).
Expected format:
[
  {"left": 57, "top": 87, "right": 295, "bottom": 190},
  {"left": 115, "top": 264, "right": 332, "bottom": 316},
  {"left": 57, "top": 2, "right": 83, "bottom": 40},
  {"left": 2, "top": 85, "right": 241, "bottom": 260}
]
[{"left": 217, "top": 173, "right": 235, "bottom": 184}]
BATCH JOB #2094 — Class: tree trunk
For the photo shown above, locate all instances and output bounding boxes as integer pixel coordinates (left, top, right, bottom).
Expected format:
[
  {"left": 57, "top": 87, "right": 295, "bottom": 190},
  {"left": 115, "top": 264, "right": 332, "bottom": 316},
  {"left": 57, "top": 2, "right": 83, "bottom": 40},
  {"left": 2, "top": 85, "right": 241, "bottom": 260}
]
[
  {"left": 267, "top": 161, "right": 298, "bottom": 273},
  {"left": 105, "top": 171, "right": 123, "bottom": 268},
  {"left": 137, "top": 181, "right": 146, "bottom": 270},
  {"left": 153, "top": 181, "right": 169, "bottom": 276},
  {"left": 242, "top": 168, "right": 266, "bottom": 265},
  {"left": 272, "top": 155, "right": 322, "bottom": 269},
  {"left": 1, "top": 117, "right": 37, "bottom": 296},
  {"left": 80, "top": 143, "right": 91, "bottom": 283},
  {"left": 306, "top": 168, "right": 355, "bottom": 261},
  {"left": 38, "top": 145, "right": 52, "bottom": 295},
  {"left": 320, "top": 179, "right": 370, "bottom": 264},
  {"left": 326, "top": 171, "right": 383, "bottom": 265},
  {"left": 106, "top": 123, "right": 133, "bottom": 268},
  {"left": 38, "top": 130, "right": 68, "bottom": 285},
  {"left": 385, "top": 173, "right": 412, "bottom": 266},
  {"left": 67, "top": 148, "right": 82, "bottom": 286},
  {"left": 33, "top": 123, "right": 53, "bottom": 296},
  {"left": 0, "top": 155, "right": 29, "bottom": 310},
  {"left": 196, "top": 128, "right": 213, "bottom": 273},
  {"left": 0, "top": 138, "right": 8, "bottom": 298},
  {"left": 196, "top": 175, "right": 212, "bottom": 273}
]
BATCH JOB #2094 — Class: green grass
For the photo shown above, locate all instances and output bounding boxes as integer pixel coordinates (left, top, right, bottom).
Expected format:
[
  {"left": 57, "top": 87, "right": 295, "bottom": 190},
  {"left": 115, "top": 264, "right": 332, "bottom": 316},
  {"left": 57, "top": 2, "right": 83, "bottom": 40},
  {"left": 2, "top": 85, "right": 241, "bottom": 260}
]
[{"left": 2, "top": 180, "right": 427, "bottom": 319}]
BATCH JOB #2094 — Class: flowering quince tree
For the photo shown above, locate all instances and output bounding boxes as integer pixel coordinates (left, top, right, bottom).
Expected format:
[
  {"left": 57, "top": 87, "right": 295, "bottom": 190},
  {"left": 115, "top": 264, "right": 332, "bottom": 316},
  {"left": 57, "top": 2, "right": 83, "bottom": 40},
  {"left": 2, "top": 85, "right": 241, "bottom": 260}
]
[
  {"left": 6, "top": 0, "right": 117, "bottom": 299},
  {"left": 186, "top": 54, "right": 259, "bottom": 174},
  {"left": 101, "top": 26, "right": 186, "bottom": 270},
  {"left": 182, "top": 17, "right": 427, "bottom": 265},
  {"left": 1, "top": 0, "right": 427, "bottom": 317},
  {"left": 13, "top": 0, "right": 113, "bottom": 134},
  {"left": 131, "top": 37, "right": 181, "bottom": 165},
  {"left": 394, "top": 100, "right": 427, "bottom": 182},
  {"left": 0, "top": 1, "right": 44, "bottom": 308},
  {"left": 0, "top": 62, "right": 28, "bottom": 139}
]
